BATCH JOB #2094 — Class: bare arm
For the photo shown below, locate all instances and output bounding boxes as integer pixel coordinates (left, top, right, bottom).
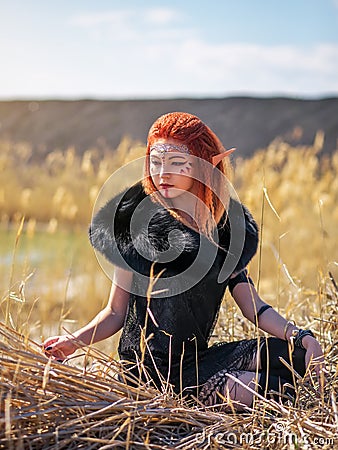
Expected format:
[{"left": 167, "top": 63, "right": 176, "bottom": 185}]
[
  {"left": 72, "top": 267, "right": 132, "bottom": 344},
  {"left": 43, "top": 267, "right": 132, "bottom": 359},
  {"left": 231, "top": 282, "right": 291, "bottom": 339},
  {"left": 232, "top": 281, "right": 325, "bottom": 376}
]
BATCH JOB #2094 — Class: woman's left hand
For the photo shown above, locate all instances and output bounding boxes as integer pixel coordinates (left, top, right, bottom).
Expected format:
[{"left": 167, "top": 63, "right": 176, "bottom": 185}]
[{"left": 301, "top": 335, "right": 326, "bottom": 389}]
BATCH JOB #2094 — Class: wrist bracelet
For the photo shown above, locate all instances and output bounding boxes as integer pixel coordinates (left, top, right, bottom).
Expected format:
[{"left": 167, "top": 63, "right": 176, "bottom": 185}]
[
  {"left": 293, "top": 329, "right": 315, "bottom": 349},
  {"left": 283, "top": 320, "right": 296, "bottom": 340}
]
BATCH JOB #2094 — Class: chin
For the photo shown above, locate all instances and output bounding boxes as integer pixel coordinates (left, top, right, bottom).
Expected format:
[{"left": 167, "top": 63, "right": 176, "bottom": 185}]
[{"left": 159, "top": 192, "right": 177, "bottom": 199}]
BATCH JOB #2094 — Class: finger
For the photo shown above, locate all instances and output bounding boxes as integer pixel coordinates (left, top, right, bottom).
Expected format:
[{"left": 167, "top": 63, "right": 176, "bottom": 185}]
[
  {"left": 43, "top": 335, "right": 62, "bottom": 345},
  {"left": 44, "top": 342, "right": 58, "bottom": 352},
  {"left": 42, "top": 341, "right": 55, "bottom": 350},
  {"left": 45, "top": 347, "right": 66, "bottom": 361},
  {"left": 44, "top": 343, "right": 63, "bottom": 358}
]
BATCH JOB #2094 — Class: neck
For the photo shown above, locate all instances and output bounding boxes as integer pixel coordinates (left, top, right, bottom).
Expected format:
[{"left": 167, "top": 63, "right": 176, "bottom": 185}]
[
  {"left": 170, "top": 193, "right": 198, "bottom": 229},
  {"left": 171, "top": 193, "right": 196, "bottom": 217}
]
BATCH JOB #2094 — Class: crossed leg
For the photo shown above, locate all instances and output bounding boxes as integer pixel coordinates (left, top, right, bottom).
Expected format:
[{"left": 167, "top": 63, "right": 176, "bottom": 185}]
[{"left": 198, "top": 337, "right": 306, "bottom": 410}]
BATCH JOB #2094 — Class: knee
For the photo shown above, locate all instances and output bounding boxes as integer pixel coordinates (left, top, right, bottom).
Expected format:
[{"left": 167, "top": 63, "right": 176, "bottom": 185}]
[{"left": 260, "top": 337, "right": 306, "bottom": 376}]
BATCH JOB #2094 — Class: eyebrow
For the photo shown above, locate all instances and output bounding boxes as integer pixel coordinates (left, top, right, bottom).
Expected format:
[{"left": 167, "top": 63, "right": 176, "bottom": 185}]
[
  {"left": 168, "top": 155, "right": 187, "bottom": 160},
  {"left": 150, "top": 155, "right": 187, "bottom": 160}
]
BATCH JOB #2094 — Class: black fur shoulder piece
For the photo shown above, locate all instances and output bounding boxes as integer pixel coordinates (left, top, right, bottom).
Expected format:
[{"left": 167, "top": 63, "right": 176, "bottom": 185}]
[
  {"left": 89, "top": 182, "right": 201, "bottom": 275},
  {"left": 89, "top": 182, "right": 259, "bottom": 277}
]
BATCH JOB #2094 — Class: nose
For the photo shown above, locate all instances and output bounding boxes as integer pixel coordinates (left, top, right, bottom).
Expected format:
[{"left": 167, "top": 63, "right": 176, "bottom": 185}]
[{"left": 159, "top": 162, "right": 170, "bottom": 179}]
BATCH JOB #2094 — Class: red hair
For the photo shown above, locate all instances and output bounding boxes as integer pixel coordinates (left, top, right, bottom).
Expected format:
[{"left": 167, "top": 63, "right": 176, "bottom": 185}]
[{"left": 143, "top": 112, "right": 232, "bottom": 237}]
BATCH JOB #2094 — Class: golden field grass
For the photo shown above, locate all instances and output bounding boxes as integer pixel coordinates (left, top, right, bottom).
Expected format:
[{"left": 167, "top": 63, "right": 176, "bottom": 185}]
[{"left": 0, "top": 133, "right": 337, "bottom": 448}]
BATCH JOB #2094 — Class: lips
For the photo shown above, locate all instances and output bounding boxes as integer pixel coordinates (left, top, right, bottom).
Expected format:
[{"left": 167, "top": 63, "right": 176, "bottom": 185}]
[{"left": 159, "top": 184, "right": 174, "bottom": 189}]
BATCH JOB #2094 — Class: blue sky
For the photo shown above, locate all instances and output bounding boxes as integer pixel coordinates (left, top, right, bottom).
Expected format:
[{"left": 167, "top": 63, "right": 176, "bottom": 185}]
[{"left": 1, "top": 0, "right": 338, "bottom": 99}]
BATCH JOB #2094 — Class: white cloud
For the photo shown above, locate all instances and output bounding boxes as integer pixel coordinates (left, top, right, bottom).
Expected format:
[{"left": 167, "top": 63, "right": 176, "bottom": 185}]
[
  {"left": 67, "top": 8, "right": 197, "bottom": 62},
  {"left": 69, "top": 7, "right": 181, "bottom": 30},
  {"left": 144, "top": 7, "right": 181, "bottom": 25},
  {"left": 137, "top": 40, "right": 338, "bottom": 96},
  {"left": 176, "top": 41, "right": 338, "bottom": 76},
  {"left": 2, "top": 7, "right": 337, "bottom": 98},
  {"left": 69, "top": 10, "right": 132, "bottom": 27},
  {"left": 68, "top": 8, "right": 338, "bottom": 90},
  {"left": 68, "top": 7, "right": 189, "bottom": 45}
]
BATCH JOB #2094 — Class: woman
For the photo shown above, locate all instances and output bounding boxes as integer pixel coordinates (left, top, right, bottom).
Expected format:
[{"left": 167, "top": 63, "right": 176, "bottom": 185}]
[{"left": 44, "top": 112, "right": 324, "bottom": 410}]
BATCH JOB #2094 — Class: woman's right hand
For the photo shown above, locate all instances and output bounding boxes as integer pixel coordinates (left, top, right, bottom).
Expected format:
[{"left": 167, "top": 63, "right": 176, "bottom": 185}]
[{"left": 43, "top": 335, "right": 78, "bottom": 361}]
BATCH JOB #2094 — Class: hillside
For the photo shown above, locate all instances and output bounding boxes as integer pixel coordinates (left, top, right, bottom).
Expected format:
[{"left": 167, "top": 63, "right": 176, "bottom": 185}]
[{"left": 0, "top": 97, "right": 337, "bottom": 159}]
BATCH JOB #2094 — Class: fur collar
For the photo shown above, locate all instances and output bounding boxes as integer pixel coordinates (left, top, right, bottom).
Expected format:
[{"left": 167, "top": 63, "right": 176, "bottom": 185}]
[{"left": 89, "top": 182, "right": 258, "bottom": 278}]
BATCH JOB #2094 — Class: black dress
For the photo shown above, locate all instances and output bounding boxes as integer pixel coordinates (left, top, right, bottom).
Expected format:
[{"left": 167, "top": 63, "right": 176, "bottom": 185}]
[{"left": 89, "top": 182, "right": 268, "bottom": 399}]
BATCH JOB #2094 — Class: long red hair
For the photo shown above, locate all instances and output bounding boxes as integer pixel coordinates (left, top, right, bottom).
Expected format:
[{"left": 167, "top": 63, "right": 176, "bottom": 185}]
[{"left": 143, "top": 112, "right": 232, "bottom": 237}]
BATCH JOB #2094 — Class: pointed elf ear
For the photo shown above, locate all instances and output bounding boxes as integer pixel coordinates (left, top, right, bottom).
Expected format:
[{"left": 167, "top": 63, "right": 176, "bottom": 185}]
[{"left": 212, "top": 148, "right": 236, "bottom": 166}]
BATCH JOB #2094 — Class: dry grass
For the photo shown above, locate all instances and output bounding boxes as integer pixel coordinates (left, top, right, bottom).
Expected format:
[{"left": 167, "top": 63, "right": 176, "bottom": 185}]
[
  {"left": 0, "top": 283, "right": 337, "bottom": 450},
  {"left": 0, "top": 137, "right": 145, "bottom": 227},
  {"left": 0, "top": 276, "right": 337, "bottom": 450},
  {"left": 1, "top": 133, "right": 338, "bottom": 447}
]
